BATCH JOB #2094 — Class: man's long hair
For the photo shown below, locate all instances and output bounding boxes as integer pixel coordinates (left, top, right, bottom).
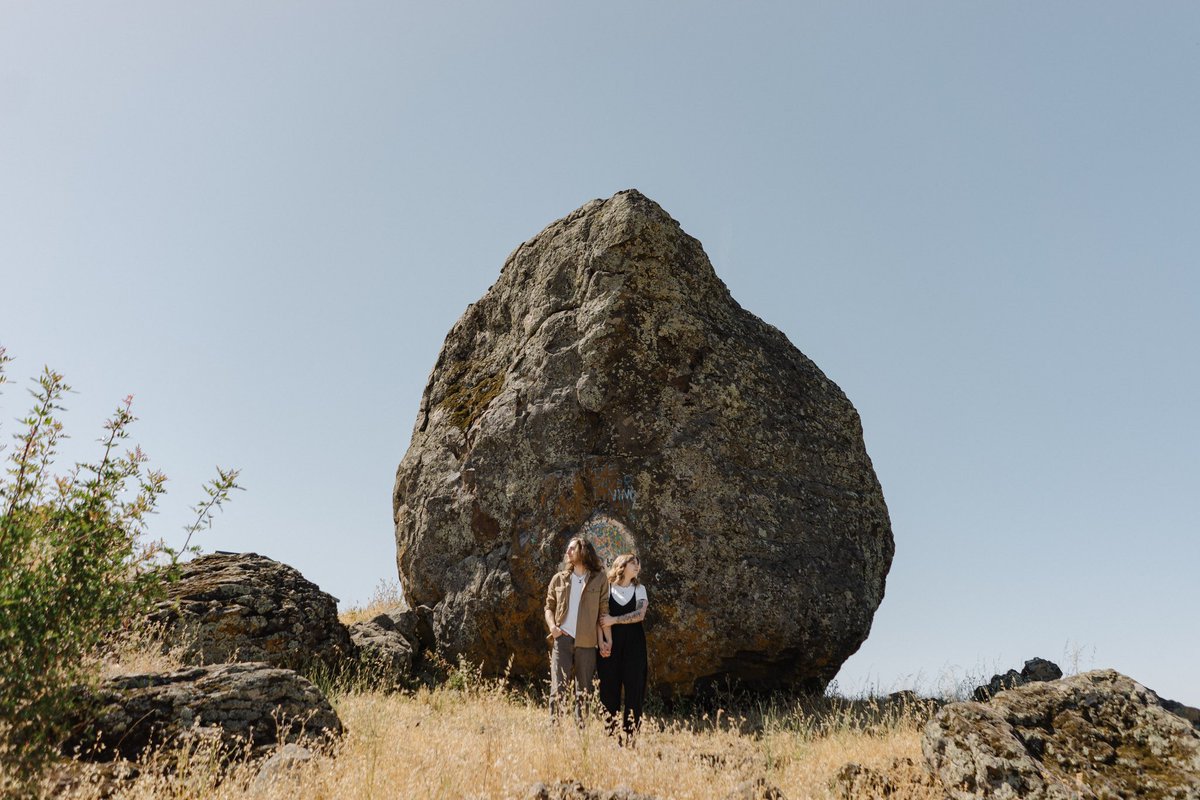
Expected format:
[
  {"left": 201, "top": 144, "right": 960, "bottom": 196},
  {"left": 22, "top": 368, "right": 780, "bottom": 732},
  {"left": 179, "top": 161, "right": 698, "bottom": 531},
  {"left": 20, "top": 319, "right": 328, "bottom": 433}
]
[{"left": 564, "top": 536, "right": 603, "bottom": 574}]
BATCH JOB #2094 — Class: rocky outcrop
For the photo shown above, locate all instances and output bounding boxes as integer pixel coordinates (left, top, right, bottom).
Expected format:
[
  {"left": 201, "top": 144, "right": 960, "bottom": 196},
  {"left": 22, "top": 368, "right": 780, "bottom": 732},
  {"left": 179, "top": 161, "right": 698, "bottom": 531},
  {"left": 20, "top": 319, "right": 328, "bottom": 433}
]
[
  {"left": 62, "top": 662, "right": 343, "bottom": 761},
  {"left": 393, "top": 189, "right": 893, "bottom": 694},
  {"left": 923, "top": 669, "right": 1200, "bottom": 799},
  {"left": 148, "top": 552, "right": 355, "bottom": 675},
  {"left": 971, "top": 657, "right": 1063, "bottom": 701}
]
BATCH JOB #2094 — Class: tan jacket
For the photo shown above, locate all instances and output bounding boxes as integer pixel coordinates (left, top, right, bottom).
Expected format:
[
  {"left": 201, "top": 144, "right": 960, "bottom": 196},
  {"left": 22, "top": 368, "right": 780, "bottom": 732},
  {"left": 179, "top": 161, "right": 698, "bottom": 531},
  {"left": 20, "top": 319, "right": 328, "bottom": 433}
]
[{"left": 545, "top": 569, "right": 610, "bottom": 648}]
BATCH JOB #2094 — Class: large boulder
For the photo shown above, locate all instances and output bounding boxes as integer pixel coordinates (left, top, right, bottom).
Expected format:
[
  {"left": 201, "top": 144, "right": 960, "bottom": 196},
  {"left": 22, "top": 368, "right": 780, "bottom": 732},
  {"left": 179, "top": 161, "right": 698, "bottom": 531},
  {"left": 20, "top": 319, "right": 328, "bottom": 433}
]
[
  {"left": 923, "top": 669, "right": 1200, "bottom": 799},
  {"left": 62, "top": 662, "right": 343, "bottom": 761},
  {"left": 393, "top": 189, "right": 893, "bottom": 693},
  {"left": 148, "top": 552, "right": 355, "bottom": 675}
]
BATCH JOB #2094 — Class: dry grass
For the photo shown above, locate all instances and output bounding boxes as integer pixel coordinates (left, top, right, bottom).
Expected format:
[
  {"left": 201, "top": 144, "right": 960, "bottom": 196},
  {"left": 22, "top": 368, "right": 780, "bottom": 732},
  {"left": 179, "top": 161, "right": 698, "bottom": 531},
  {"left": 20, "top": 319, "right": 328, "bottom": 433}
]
[
  {"left": 42, "top": 676, "right": 944, "bottom": 800},
  {"left": 338, "top": 579, "right": 406, "bottom": 627},
  {"left": 90, "top": 621, "right": 188, "bottom": 680},
  {"left": 34, "top": 597, "right": 968, "bottom": 799}
]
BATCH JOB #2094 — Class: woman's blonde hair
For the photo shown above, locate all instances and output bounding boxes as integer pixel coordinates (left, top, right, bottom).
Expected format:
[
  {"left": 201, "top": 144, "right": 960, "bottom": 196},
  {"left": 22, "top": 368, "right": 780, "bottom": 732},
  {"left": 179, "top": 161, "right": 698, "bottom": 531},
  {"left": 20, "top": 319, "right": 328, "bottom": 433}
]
[{"left": 607, "top": 553, "right": 640, "bottom": 586}]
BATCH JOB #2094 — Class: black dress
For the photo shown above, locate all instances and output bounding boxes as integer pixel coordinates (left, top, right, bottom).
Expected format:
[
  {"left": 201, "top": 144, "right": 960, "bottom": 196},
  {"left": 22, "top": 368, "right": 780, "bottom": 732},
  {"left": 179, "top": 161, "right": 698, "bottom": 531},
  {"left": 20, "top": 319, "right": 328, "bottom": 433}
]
[{"left": 597, "top": 585, "right": 647, "bottom": 736}]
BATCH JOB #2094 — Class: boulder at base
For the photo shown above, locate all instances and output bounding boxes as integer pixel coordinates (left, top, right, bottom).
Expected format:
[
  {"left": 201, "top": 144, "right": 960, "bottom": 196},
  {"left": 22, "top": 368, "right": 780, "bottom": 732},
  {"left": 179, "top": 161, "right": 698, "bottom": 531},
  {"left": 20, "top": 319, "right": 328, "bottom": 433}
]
[
  {"left": 393, "top": 190, "right": 893, "bottom": 693},
  {"left": 347, "top": 608, "right": 433, "bottom": 683},
  {"left": 62, "top": 662, "right": 343, "bottom": 761},
  {"left": 923, "top": 669, "right": 1200, "bottom": 799},
  {"left": 149, "top": 552, "right": 355, "bottom": 675}
]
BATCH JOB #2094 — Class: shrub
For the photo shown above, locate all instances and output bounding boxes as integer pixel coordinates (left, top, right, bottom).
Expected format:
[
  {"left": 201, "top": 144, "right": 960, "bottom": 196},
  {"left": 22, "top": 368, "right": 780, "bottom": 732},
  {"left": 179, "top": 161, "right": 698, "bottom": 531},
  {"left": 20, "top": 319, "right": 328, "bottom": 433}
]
[{"left": 0, "top": 347, "right": 240, "bottom": 788}]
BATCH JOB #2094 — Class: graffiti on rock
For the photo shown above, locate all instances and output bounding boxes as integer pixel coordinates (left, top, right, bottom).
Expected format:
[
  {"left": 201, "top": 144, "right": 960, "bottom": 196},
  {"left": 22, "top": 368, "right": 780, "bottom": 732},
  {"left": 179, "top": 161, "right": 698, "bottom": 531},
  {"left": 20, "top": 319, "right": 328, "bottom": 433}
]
[
  {"left": 535, "top": 463, "right": 642, "bottom": 566},
  {"left": 610, "top": 474, "right": 637, "bottom": 508},
  {"left": 581, "top": 513, "right": 636, "bottom": 569},
  {"left": 539, "top": 465, "right": 639, "bottom": 522}
]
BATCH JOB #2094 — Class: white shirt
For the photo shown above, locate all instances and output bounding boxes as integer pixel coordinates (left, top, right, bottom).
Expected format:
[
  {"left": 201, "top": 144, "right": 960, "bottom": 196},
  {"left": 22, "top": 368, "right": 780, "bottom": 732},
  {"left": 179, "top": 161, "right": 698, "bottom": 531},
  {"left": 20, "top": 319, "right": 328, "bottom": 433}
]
[
  {"left": 561, "top": 570, "right": 589, "bottom": 638},
  {"left": 610, "top": 583, "right": 647, "bottom": 607}
]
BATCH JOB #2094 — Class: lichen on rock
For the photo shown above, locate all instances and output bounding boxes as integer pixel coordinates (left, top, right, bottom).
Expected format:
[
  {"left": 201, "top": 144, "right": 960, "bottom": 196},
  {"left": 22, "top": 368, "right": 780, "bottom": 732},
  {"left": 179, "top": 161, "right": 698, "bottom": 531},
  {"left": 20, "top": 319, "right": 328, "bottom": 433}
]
[
  {"left": 923, "top": 669, "right": 1200, "bottom": 799},
  {"left": 148, "top": 552, "right": 355, "bottom": 676}
]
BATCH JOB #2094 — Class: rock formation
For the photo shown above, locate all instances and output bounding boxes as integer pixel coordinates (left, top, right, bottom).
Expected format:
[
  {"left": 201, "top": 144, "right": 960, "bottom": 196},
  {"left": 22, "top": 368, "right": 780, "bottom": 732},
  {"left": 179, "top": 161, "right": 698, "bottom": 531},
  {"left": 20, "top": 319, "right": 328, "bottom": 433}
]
[
  {"left": 972, "top": 656, "right": 1063, "bottom": 701},
  {"left": 148, "top": 552, "right": 355, "bottom": 675},
  {"left": 347, "top": 607, "right": 433, "bottom": 683},
  {"left": 393, "top": 190, "right": 894, "bottom": 693},
  {"left": 923, "top": 669, "right": 1200, "bottom": 799},
  {"left": 62, "top": 662, "right": 343, "bottom": 761}
]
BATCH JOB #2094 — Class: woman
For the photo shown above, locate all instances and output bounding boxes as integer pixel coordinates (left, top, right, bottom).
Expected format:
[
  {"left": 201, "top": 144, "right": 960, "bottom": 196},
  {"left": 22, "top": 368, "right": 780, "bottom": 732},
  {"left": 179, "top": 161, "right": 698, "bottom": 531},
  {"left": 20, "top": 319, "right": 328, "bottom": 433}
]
[{"left": 598, "top": 553, "right": 648, "bottom": 743}]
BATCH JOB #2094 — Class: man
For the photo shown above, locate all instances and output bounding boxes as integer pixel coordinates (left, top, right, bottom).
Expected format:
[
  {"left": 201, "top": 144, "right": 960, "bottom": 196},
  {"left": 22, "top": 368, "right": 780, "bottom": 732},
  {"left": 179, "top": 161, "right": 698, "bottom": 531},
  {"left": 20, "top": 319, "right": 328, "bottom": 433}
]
[{"left": 545, "top": 536, "right": 610, "bottom": 722}]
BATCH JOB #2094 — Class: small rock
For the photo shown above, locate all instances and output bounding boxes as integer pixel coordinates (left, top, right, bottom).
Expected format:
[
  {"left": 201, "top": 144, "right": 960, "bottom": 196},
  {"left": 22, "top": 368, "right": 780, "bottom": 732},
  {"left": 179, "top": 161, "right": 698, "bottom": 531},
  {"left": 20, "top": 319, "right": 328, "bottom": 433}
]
[
  {"left": 723, "top": 776, "right": 786, "bottom": 800},
  {"left": 970, "top": 668, "right": 1023, "bottom": 701},
  {"left": 524, "top": 781, "right": 659, "bottom": 800},
  {"left": 390, "top": 605, "right": 436, "bottom": 651},
  {"left": 1019, "top": 657, "right": 1062, "bottom": 683},
  {"left": 971, "top": 657, "right": 1062, "bottom": 701},
  {"left": 365, "top": 612, "right": 398, "bottom": 632},
  {"left": 883, "top": 689, "right": 944, "bottom": 714},
  {"left": 252, "top": 743, "right": 314, "bottom": 790},
  {"left": 366, "top": 605, "right": 436, "bottom": 653},
  {"left": 348, "top": 617, "right": 415, "bottom": 681}
]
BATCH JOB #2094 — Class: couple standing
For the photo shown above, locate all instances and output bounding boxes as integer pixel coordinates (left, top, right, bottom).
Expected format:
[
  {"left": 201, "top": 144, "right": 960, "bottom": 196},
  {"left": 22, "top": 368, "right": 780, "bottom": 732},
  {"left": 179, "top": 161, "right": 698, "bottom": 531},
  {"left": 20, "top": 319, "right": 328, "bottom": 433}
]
[{"left": 544, "top": 536, "right": 648, "bottom": 740}]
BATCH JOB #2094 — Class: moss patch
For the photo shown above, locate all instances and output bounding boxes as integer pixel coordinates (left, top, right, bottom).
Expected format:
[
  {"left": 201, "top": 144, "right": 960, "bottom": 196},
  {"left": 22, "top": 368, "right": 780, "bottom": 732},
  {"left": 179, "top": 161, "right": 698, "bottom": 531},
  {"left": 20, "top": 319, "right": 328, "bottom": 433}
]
[{"left": 437, "top": 371, "right": 504, "bottom": 431}]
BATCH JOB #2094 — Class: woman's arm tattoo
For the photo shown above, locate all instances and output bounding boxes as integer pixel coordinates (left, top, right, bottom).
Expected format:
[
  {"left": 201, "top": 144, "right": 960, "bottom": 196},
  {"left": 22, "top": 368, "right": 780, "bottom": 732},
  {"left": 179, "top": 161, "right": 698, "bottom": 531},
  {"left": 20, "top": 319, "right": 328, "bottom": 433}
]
[{"left": 612, "top": 599, "right": 647, "bottom": 624}]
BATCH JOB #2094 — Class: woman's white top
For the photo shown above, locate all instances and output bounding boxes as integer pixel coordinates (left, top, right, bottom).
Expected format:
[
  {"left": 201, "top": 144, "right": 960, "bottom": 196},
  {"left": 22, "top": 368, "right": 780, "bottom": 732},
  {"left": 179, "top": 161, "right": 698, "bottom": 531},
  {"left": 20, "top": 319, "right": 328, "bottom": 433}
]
[{"left": 610, "top": 583, "right": 647, "bottom": 607}]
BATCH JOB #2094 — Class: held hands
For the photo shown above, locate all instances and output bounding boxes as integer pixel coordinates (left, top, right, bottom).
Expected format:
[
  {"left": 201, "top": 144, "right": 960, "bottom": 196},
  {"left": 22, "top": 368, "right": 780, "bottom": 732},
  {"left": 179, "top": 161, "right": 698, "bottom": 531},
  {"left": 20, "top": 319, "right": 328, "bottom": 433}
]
[{"left": 599, "top": 640, "right": 612, "bottom": 658}]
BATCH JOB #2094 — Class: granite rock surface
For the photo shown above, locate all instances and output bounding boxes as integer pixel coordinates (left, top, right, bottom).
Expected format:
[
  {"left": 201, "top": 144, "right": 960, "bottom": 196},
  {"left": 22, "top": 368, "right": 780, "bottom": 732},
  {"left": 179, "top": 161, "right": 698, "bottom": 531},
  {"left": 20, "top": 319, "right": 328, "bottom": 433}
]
[
  {"left": 923, "top": 669, "right": 1200, "bottom": 799},
  {"left": 148, "top": 552, "right": 355, "bottom": 675},
  {"left": 347, "top": 610, "right": 422, "bottom": 683},
  {"left": 63, "top": 662, "right": 343, "bottom": 761},
  {"left": 393, "top": 190, "right": 894, "bottom": 693}
]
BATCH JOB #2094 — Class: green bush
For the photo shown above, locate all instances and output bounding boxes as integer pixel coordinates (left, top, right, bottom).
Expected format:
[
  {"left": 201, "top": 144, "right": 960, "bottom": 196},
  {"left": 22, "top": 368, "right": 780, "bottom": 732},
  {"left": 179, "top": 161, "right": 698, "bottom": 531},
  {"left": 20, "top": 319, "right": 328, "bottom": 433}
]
[{"left": 0, "top": 346, "right": 240, "bottom": 787}]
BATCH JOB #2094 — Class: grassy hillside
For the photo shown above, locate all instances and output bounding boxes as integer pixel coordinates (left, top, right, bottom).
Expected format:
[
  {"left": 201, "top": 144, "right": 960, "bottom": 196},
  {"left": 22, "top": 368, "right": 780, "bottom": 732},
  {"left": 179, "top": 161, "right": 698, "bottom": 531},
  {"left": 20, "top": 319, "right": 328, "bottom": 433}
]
[{"left": 41, "top": 670, "right": 944, "bottom": 799}]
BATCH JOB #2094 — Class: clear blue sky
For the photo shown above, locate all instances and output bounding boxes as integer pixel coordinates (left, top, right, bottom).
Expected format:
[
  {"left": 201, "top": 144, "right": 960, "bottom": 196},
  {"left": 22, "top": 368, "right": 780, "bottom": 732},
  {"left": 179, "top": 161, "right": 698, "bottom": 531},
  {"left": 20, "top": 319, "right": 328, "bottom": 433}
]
[{"left": 2, "top": 3, "right": 1197, "bottom": 703}]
